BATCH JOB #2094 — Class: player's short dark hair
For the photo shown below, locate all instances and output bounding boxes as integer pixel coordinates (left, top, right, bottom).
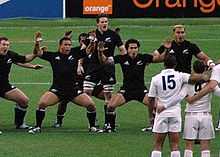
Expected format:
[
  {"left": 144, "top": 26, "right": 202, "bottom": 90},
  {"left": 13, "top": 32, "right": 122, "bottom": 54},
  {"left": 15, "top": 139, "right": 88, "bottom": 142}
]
[
  {"left": 59, "top": 37, "right": 71, "bottom": 45},
  {"left": 78, "top": 33, "right": 88, "bottom": 43},
  {"left": 0, "top": 37, "right": 9, "bottom": 43},
  {"left": 193, "top": 60, "right": 206, "bottom": 73},
  {"left": 164, "top": 55, "right": 177, "bottom": 69},
  {"left": 125, "top": 39, "right": 140, "bottom": 50},
  {"left": 96, "top": 13, "right": 108, "bottom": 23}
]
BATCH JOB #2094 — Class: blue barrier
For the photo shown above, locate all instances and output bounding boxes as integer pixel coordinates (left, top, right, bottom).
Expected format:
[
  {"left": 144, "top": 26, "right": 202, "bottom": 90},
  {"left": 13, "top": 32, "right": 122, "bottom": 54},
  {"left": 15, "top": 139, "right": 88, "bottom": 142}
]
[{"left": 0, "top": 0, "right": 64, "bottom": 19}]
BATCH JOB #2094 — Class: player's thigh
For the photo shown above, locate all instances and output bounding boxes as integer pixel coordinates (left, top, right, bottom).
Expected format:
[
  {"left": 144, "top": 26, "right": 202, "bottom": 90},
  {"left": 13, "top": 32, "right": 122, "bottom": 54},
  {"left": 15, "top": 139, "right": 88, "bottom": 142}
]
[
  {"left": 108, "top": 93, "right": 126, "bottom": 109},
  {"left": 153, "top": 116, "right": 169, "bottom": 133},
  {"left": 38, "top": 91, "right": 60, "bottom": 108},
  {"left": 168, "top": 116, "right": 182, "bottom": 133},
  {"left": 72, "top": 93, "right": 95, "bottom": 107},
  {"left": 183, "top": 114, "right": 199, "bottom": 140},
  {"left": 199, "top": 114, "right": 215, "bottom": 140},
  {"left": 4, "top": 88, "right": 29, "bottom": 105}
]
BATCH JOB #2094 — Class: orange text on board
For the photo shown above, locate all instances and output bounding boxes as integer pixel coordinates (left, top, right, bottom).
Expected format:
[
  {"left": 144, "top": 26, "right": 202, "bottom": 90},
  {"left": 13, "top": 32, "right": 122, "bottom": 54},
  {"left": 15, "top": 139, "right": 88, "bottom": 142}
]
[
  {"left": 133, "top": 0, "right": 220, "bottom": 13},
  {"left": 83, "top": 0, "right": 113, "bottom": 15}
]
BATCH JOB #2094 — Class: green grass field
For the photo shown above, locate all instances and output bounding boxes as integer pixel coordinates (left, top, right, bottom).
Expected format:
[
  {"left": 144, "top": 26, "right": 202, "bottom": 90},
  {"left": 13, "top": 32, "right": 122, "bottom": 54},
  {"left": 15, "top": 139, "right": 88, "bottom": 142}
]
[{"left": 0, "top": 18, "right": 220, "bottom": 157}]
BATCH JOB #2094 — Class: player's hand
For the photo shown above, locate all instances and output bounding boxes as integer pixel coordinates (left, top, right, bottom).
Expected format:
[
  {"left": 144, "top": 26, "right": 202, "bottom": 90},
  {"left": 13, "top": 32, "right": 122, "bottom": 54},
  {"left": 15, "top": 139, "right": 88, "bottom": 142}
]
[
  {"left": 33, "top": 64, "right": 43, "bottom": 70},
  {"left": 88, "top": 30, "right": 97, "bottom": 42},
  {"left": 77, "top": 64, "right": 84, "bottom": 76},
  {"left": 64, "top": 31, "right": 72, "bottom": 39},
  {"left": 35, "top": 31, "right": 43, "bottom": 43},
  {"left": 163, "top": 38, "right": 172, "bottom": 49},
  {"left": 97, "top": 41, "right": 108, "bottom": 52},
  {"left": 156, "top": 103, "right": 165, "bottom": 113},
  {"left": 40, "top": 46, "right": 48, "bottom": 52}
]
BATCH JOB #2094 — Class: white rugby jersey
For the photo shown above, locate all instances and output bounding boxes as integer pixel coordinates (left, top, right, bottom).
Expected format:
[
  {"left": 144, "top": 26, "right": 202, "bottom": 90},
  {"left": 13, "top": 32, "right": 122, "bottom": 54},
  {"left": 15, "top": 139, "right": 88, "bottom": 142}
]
[
  {"left": 185, "top": 81, "right": 212, "bottom": 112},
  {"left": 148, "top": 68, "right": 190, "bottom": 117},
  {"left": 210, "top": 64, "right": 220, "bottom": 83}
]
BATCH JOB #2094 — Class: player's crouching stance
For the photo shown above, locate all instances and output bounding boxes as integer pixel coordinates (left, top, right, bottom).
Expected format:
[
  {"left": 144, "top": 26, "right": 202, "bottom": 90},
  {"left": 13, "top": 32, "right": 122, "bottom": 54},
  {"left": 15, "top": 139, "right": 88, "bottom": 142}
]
[
  {"left": 0, "top": 36, "right": 39, "bottom": 132},
  {"left": 28, "top": 33, "right": 99, "bottom": 134},
  {"left": 149, "top": 55, "right": 206, "bottom": 157},
  {"left": 183, "top": 61, "right": 217, "bottom": 157}
]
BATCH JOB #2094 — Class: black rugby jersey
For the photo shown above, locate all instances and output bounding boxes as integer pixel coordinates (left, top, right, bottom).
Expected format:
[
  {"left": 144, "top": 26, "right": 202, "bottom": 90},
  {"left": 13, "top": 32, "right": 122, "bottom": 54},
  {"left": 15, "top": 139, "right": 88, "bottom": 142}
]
[
  {"left": 0, "top": 51, "right": 26, "bottom": 83},
  {"left": 158, "top": 40, "right": 201, "bottom": 73},
  {"left": 114, "top": 53, "right": 153, "bottom": 90},
  {"left": 40, "top": 48, "right": 85, "bottom": 90}
]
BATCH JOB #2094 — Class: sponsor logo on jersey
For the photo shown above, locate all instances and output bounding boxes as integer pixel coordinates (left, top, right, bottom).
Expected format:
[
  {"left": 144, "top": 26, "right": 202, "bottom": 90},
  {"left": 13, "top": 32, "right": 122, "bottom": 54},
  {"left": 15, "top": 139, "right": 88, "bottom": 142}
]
[
  {"left": 51, "top": 89, "right": 58, "bottom": 92},
  {"left": 109, "top": 77, "right": 114, "bottom": 82}
]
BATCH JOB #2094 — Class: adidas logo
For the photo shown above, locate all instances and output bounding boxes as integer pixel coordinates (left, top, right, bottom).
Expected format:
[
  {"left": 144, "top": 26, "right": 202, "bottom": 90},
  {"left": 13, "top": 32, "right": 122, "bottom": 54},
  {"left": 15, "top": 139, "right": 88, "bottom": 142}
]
[
  {"left": 169, "top": 49, "right": 175, "bottom": 54},
  {"left": 124, "top": 61, "right": 130, "bottom": 65},
  {"left": 55, "top": 56, "right": 61, "bottom": 60},
  {"left": 109, "top": 77, "right": 114, "bottom": 81}
]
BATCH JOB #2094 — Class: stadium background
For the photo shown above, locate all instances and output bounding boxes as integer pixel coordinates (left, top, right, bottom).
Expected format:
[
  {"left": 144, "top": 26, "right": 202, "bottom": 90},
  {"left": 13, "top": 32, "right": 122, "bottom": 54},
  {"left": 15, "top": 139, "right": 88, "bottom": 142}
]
[{"left": 0, "top": 0, "right": 220, "bottom": 156}]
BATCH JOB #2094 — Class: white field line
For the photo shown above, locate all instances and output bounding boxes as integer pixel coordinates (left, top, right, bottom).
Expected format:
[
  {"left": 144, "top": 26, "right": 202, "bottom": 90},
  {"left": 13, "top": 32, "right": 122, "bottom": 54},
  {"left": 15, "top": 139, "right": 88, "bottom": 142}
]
[
  {"left": 11, "top": 38, "right": 220, "bottom": 44},
  {"left": 0, "top": 24, "right": 220, "bottom": 29}
]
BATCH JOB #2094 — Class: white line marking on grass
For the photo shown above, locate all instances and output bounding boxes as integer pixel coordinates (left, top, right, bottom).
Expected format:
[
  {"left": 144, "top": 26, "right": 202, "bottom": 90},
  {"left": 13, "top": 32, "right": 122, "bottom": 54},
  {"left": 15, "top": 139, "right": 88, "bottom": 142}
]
[
  {"left": 11, "top": 82, "right": 151, "bottom": 85},
  {"left": 10, "top": 38, "right": 220, "bottom": 44}
]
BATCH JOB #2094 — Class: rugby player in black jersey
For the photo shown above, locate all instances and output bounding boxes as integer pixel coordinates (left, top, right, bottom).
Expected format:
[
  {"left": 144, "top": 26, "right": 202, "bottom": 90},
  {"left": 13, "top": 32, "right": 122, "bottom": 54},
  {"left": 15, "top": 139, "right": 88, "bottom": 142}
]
[
  {"left": 53, "top": 32, "right": 104, "bottom": 128},
  {"left": 97, "top": 39, "right": 163, "bottom": 132},
  {"left": 0, "top": 36, "right": 38, "bottom": 132},
  {"left": 83, "top": 14, "right": 126, "bottom": 129},
  {"left": 28, "top": 34, "right": 99, "bottom": 134}
]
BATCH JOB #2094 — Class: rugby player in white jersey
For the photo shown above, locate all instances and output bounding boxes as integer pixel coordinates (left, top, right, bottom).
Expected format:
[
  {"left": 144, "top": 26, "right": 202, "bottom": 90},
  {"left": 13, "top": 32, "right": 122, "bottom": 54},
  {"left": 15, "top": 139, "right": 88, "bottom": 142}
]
[
  {"left": 183, "top": 60, "right": 219, "bottom": 157},
  {"left": 148, "top": 55, "right": 206, "bottom": 157}
]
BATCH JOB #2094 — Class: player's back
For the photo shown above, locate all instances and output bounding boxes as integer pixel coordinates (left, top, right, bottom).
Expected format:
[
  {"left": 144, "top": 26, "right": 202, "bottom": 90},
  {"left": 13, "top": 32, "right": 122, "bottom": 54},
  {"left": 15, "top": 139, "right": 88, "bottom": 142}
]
[{"left": 152, "top": 68, "right": 189, "bottom": 112}]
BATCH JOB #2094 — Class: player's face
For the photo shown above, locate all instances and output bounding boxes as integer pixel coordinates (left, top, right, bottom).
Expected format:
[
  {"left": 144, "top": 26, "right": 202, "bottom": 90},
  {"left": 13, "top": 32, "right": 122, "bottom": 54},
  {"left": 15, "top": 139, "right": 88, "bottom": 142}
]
[
  {"left": 59, "top": 40, "right": 72, "bottom": 55},
  {"left": 0, "top": 40, "right": 10, "bottom": 55},
  {"left": 79, "top": 36, "right": 87, "bottom": 46},
  {"left": 97, "top": 17, "right": 109, "bottom": 32},
  {"left": 127, "top": 43, "right": 139, "bottom": 59},
  {"left": 174, "top": 27, "right": 185, "bottom": 43}
]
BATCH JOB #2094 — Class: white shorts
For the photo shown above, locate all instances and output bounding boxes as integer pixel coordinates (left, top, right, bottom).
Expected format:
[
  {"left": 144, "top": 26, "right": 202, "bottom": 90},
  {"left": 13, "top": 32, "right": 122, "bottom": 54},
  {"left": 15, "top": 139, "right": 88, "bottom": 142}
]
[
  {"left": 183, "top": 112, "right": 215, "bottom": 140},
  {"left": 152, "top": 115, "right": 182, "bottom": 133}
]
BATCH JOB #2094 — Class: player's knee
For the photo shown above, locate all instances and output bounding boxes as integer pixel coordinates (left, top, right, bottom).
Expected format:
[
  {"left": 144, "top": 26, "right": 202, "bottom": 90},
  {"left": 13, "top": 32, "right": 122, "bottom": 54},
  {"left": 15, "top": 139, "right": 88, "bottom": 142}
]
[
  {"left": 17, "top": 96, "right": 29, "bottom": 107},
  {"left": 38, "top": 101, "right": 49, "bottom": 109},
  {"left": 86, "top": 104, "right": 96, "bottom": 112}
]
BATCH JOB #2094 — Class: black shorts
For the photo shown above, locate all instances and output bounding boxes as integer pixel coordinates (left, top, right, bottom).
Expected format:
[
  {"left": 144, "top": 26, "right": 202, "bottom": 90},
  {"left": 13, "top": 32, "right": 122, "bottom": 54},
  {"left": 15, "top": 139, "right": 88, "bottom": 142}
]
[
  {"left": 92, "top": 83, "right": 103, "bottom": 97},
  {"left": 0, "top": 82, "right": 16, "bottom": 98},
  {"left": 118, "top": 88, "right": 148, "bottom": 103},
  {"left": 85, "top": 64, "right": 116, "bottom": 85},
  {"left": 49, "top": 85, "right": 83, "bottom": 101}
]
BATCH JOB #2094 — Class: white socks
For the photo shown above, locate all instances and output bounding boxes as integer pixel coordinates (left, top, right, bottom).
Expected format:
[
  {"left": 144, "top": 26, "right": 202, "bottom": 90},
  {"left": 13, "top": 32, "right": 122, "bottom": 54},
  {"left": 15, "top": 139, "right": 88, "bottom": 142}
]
[
  {"left": 184, "top": 150, "right": 193, "bottom": 157},
  {"left": 201, "top": 150, "right": 210, "bottom": 157},
  {"left": 171, "top": 151, "right": 181, "bottom": 157},
  {"left": 151, "top": 151, "right": 161, "bottom": 157}
]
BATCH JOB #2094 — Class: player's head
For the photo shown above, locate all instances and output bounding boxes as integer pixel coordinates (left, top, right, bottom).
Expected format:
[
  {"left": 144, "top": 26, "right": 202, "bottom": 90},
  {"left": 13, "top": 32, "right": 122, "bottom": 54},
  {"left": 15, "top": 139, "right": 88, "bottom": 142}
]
[
  {"left": 59, "top": 37, "right": 72, "bottom": 54},
  {"left": 172, "top": 24, "right": 186, "bottom": 43},
  {"left": 96, "top": 14, "right": 109, "bottom": 32},
  {"left": 0, "top": 37, "right": 10, "bottom": 55},
  {"left": 193, "top": 60, "right": 206, "bottom": 73},
  {"left": 125, "top": 39, "right": 140, "bottom": 59},
  {"left": 164, "top": 55, "right": 177, "bottom": 69},
  {"left": 78, "top": 33, "right": 88, "bottom": 46}
]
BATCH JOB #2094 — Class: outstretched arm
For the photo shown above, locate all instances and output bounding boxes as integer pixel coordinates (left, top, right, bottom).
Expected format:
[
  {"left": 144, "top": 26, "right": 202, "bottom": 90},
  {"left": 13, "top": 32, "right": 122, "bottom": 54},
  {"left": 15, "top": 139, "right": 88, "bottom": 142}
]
[{"left": 16, "top": 63, "right": 43, "bottom": 70}]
